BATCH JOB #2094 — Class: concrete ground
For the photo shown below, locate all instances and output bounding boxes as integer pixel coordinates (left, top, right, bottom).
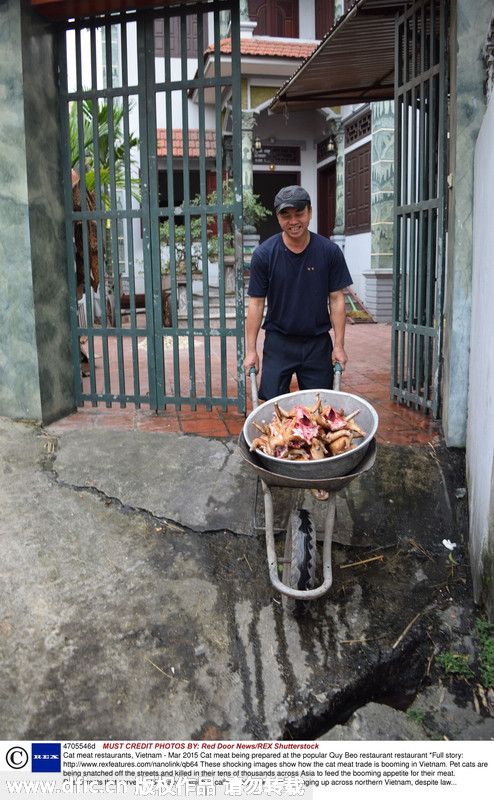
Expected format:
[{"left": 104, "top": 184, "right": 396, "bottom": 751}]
[{"left": 1, "top": 411, "right": 493, "bottom": 741}]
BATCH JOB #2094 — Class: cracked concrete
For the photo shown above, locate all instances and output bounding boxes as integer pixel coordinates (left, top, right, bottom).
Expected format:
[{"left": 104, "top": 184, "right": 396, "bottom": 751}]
[
  {"left": 0, "top": 417, "right": 492, "bottom": 741},
  {"left": 53, "top": 429, "right": 254, "bottom": 533}
]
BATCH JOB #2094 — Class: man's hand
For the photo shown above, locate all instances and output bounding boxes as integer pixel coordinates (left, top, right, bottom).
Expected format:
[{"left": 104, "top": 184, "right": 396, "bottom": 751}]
[
  {"left": 332, "top": 343, "right": 348, "bottom": 370},
  {"left": 244, "top": 296, "right": 265, "bottom": 376},
  {"left": 243, "top": 350, "right": 259, "bottom": 373},
  {"left": 329, "top": 290, "right": 349, "bottom": 371}
]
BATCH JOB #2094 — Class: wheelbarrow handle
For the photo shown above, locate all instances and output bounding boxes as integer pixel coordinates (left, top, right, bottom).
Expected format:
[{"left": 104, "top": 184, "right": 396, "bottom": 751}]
[
  {"left": 249, "top": 367, "right": 259, "bottom": 409},
  {"left": 333, "top": 361, "right": 343, "bottom": 392}
]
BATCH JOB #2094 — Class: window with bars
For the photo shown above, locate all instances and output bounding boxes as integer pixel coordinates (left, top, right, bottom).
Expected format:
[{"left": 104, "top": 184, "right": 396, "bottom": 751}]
[
  {"left": 247, "top": 0, "right": 299, "bottom": 38},
  {"left": 345, "top": 142, "right": 371, "bottom": 235},
  {"left": 344, "top": 109, "right": 372, "bottom": 146}
]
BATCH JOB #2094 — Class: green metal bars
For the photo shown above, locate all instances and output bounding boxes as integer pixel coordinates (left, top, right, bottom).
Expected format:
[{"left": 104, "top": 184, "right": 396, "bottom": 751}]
[
  {"left": 391, "top": 0, "right": 448, "bottom": 417},
  {"left": 59, "top": 1, "right": 245, "bottom": 413}
]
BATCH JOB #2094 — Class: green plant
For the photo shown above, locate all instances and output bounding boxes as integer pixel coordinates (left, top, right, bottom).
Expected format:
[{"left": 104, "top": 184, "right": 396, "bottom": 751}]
[
  {"left": 159, "top": 219, "right": 204, "bottom": 274},
  {"left": 436, "top": 651, "right": 475, "bottom": 681},
  {"left": 202, "top": 180, "right": 270, "bottom": 230},
  {"left": 69, "top": 98, "right": 141, "bottom": 207},
  {"left": 406, "top": 708, "right": 426, "bottom": 725},
  {"left": 242, "top": 187, "right": 270, "bottom": 229},
  {"left": 475, "top": 617, "right": 494, "bottom": 688},
  {"left": 69, "top": 97, "right": 141, "bottom": 325},
  {"left": 160, "top": 179, "right": 268, "bottom": 274}
]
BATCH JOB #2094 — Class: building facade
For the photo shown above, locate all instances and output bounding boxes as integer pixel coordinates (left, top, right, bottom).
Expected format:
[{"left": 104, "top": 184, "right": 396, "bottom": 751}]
[{"left": 231, "top": 0, "right": 393, "bottom": 321}]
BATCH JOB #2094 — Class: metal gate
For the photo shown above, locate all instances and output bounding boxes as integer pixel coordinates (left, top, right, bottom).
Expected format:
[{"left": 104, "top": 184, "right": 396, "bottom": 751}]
[
  {"left": 59, "top": 1, "right": 245, "bottom": 412},
  {"left": 391, "top": 0, "right": 448, "bottom": 416}
]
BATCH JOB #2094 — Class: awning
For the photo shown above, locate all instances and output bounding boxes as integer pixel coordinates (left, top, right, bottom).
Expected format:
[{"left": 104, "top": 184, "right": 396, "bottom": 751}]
[{"left": 270, "top": 0, "right": 410, "bottom": 113}]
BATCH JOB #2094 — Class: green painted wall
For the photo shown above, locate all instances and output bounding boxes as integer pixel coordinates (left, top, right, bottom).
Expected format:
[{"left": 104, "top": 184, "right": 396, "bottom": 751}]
[
  {"left": 0, "top": 0, "right": 74, "bottom": 423},
  {"left": 333, "top": 130, "right": 345, "bottom": 235},
  {"left": 371, "top": 100, "right": 394, "bottom": 270},
  {"left": 334, "top": 1, "right": 345, "bottom": 22}
]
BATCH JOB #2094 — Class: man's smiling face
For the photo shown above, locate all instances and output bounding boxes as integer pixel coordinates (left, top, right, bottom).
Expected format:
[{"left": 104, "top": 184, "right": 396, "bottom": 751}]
[{"left": 276, "top": 204, "right": 312, "bottom": 244}]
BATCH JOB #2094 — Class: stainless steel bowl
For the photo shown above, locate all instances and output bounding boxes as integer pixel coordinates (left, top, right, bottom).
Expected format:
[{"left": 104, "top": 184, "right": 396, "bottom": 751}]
[{"left": 243, "top": 389, "right": 379, "bottom": 479}]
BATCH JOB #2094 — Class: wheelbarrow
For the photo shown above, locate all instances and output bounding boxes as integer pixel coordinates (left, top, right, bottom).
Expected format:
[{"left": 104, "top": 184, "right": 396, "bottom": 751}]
[{"left": 238, "top": 365, "right": 378, "bottom": 603}]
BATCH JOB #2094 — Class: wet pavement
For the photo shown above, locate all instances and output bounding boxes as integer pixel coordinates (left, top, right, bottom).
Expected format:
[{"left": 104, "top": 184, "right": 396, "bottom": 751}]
[{"left": 1, "top": 412, "right": 493, "bottom": 741}]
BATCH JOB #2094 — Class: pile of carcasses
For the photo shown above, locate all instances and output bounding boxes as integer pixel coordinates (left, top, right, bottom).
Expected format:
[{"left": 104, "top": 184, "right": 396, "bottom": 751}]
[{"left": 250, "top": 395, "right": 367, "bottom": 461}]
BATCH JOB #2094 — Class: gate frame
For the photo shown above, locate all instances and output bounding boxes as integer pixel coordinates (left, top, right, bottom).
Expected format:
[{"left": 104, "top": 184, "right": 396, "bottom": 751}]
[
  {"left": 391, "top": 0, "right": 449, "bottom": 417},
  {"left": 59, "top": 1, "right": 246, "bottom": 414}
]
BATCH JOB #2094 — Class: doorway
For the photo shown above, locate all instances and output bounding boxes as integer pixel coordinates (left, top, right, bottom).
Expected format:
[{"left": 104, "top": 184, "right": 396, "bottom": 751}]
[
  {"left": 253, "top": 171, "right": 300, "bottom": 241},
  {"left": 317, "top": 162, "right": 336, "bottom": 237}
]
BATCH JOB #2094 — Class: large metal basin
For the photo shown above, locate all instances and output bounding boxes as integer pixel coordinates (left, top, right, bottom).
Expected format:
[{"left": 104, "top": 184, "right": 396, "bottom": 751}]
[
  {"left": 243, "top": 388, "right": 379, "bottom": 480},
  {"left": 238, "top": 432, "right": 377, "bottom": 490}
]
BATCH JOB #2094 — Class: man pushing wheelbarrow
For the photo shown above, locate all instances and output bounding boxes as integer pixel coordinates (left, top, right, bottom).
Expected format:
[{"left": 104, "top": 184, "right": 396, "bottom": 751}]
[
  {"left": 240, "top": 186, "right": 378, "bottom": 607},
  {"left": 243, "top": 185, "right": 351, "bottom": 405},
  {"left": 243, "top": 185, "right": 352, "bottom": 502}
]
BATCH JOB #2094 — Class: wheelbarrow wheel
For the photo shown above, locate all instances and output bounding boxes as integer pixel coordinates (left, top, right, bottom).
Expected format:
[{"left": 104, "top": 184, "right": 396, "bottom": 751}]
[{"left": 282, "top": 509, "right": 317, "bottom": 613}]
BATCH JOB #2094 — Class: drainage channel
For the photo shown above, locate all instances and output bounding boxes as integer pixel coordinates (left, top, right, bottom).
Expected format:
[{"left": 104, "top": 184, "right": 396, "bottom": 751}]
[{"left": 283, "top": 630, "right": 429, "bottom": 740}]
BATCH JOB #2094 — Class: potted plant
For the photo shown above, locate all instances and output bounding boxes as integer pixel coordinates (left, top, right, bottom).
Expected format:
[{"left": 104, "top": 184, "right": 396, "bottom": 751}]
[
  {"left": 160, "top": 183, "right": 269, "bottom": 300},
  {"left": 160, "top": 218, "right": 204, "bottom": 277}
]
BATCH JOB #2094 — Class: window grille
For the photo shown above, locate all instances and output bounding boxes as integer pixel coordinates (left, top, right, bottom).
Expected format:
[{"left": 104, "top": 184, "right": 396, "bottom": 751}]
[{"left": 344, "top": 110, "right": 372, "bottom": 147}]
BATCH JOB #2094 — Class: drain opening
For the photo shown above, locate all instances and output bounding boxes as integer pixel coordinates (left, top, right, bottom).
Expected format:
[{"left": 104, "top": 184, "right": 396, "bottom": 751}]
[{"left": 283, "top": 632, "right": 428, "bottom": 740}]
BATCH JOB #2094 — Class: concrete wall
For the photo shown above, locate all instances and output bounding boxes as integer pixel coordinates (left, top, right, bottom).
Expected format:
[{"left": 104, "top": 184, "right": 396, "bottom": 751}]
[
  {"left": 0, "top": 0, "right": 73, "bottom": 423},
  {"left": 343, "top": 233, "right": 371, "bottom": 300},
  {"left": 468, "top": 79, "right": 494, "bottom": 619},
  {"left": 442, "top": 0, "right": 494, "bottom": 447}
]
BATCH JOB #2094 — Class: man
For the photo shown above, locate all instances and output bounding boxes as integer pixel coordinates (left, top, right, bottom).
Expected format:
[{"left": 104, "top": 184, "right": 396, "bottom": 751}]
[{"left": 243, "top": 185, "right": 352, "bottom": 401}]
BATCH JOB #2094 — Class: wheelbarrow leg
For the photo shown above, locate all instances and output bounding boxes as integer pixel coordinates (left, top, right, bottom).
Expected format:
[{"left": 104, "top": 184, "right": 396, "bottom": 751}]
[{"left": 260, "top": 479, "right": 281, "bottom": 591}]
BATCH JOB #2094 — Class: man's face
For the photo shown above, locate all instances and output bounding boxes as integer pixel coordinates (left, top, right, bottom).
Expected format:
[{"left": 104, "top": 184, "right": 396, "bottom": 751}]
[{"left": 276, "top": 204, "right": 312, "bottom": 241}]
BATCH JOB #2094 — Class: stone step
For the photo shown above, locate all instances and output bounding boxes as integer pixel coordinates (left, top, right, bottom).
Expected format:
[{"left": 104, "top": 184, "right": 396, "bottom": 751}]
[{"left": 173, "top": 280, "right": 249, "bottom": 326}]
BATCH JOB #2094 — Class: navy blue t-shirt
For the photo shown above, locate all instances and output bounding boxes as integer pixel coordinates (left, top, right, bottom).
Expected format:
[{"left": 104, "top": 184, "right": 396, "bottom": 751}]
[{"left": 248, "top": 232, "right": 352, "bottom": 336}]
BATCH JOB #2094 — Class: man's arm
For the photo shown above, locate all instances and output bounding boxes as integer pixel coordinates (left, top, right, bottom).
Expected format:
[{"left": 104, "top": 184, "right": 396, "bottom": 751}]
[
  {"left": 329, "top": 289, "right": 348, "bottom": 369},
  {"left": 243, "top": 296, "right": 266, "bottom": 373}
]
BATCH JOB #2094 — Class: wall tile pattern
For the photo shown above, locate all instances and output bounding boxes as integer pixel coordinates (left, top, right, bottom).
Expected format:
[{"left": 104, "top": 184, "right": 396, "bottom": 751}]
[{"left": 0, "top": 0, "right": 74, "bottom": 422}]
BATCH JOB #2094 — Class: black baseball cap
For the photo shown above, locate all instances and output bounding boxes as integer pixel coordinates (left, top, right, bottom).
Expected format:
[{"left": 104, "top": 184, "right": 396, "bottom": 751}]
[{"left": 274, "top": 185, "right": 311, "bottom": 212}]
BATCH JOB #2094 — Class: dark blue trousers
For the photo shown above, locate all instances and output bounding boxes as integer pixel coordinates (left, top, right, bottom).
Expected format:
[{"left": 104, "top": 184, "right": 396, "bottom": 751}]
[{"left": 258, "top": 330, "right": 334, "bottom": 401}]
